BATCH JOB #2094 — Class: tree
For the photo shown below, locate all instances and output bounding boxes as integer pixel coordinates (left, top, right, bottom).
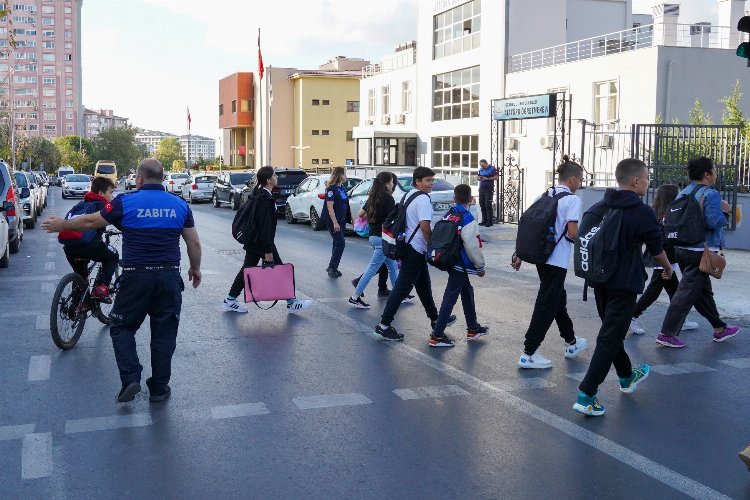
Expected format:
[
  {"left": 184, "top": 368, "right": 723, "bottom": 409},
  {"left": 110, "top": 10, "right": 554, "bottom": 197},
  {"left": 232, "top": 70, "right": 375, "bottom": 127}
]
[
  {"left": 93, "top": 126, "right": 142, "bottom": 173},
  {"left": 688, "top": 99, "right": 713, "bottom": 126},
  {"left": 54, "top": 135, "right": 95, "bottom": 174},
  {"left": 720, "top": 80, "right": 750, "bottom": 137},
  {"left": 19, "top": 137, "right": 61, "bottom": 172},
  {"left": 172, "top": 159, "right": 186, "bottom": 171},
  {"left": 155, "top": 138, "right": 184, "bottom": 172}
]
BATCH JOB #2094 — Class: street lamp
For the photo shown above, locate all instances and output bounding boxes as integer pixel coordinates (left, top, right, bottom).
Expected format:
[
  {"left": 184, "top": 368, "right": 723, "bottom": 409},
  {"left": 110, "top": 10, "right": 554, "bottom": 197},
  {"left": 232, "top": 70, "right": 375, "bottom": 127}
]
[{"left": 291, "top": 145, "right": 310, "bottom": 168}]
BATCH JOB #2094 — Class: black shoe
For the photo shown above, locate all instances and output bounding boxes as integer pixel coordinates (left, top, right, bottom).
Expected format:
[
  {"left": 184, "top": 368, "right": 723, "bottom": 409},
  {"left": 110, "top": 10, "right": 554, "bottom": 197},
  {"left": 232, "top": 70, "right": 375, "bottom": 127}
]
[
  {"left": 431, "top": 315, "right": 457, "bottom": 332},
  {"left": 336, "top": 269, "right": 343, "bottom": 277},
  {"left": 378, "top": 288, "right": 391, "bottom": 298},
  {"left": 149, "top": 386, "right": 171, "bottom": 402},
  {"left": 375, "top": 324, "right": 404, "bottom": 341},
  {"left": 327, "top": 267, "right": 340, "bottom": 278},
  {"left": 348, "top": 296, "right": 371, "bottom": 309},
  {"left": 352, "top": 277, "right": 361, "bottom": 288},
  {"left": 401, "top": 294, "right": 416, "bottom": 303},
  {"left": 429, "top": 334, "right": 456, "bottom": 348},
  {"left": 116, "top": 382, "right": 141, "bottom": 403}
]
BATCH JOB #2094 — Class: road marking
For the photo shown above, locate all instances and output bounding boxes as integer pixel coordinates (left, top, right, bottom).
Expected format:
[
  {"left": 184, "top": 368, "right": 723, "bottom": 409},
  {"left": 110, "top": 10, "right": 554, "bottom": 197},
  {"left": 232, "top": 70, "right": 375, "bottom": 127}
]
[
  {"left": 21, "top": 433, "right": 53, "bottom": 479},
  {"left": 650, "top": 363, "right": 716, "bottom": 376},
  {"left": 317, "top": 297, "right": 351, "bottom": 304},
  {"left": 27, "top": 355, "right": 51, "bottom": 381},
  {"left": 393, "top": 384, "right": 470, "bottom": 400},
  {"left": 64, "top": 413, "right": 152, "bottom": 434},
  {"left": 210, "top": 402, "right": 269, "bottom": 420},
  {"left": 0, "top": 310, "right": 48, "bottom": 318},
  {"left": 566, "top": 371, "right": 619, "bottom": 383},
  {"left": 490, "top": 377, "right": 557, "bottom": 391},
  {"left": 41, "top": 282, "right": 55, "bottom": 293},
  {"left": 718, "top": 357, "right": 750, "bottom": 369},
  {"left": 35, "top": 315, "right": 50, "bottom": 330},
  {"left": 292, "top": 393, "right": 372, "bottom": 410},
  {"left": 303, "top": 291, "right": 731, "bottom": 500},
  {"left": 0, "top": 424, "right": 35, "bottom": 441},
  {"left": 0, "top": 275, "right": 63, "bottom": 283},
  {"left": 44, "top": 262, "right": 55, "bottom": 271},
  {"left": 46, "top": 252, "right": 55, "bottom": 258}
]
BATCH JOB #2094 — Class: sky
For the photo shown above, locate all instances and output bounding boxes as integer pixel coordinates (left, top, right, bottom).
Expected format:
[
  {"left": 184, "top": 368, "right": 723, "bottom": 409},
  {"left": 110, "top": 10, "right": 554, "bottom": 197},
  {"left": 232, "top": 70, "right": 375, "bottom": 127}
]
[{"left": 81, "top": 0, "right": 746, "bottom": 144}]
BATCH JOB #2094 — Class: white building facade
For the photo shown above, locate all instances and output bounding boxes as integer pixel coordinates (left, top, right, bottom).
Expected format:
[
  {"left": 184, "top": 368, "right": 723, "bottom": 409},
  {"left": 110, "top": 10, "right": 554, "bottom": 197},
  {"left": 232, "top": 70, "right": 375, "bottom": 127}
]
[
  {"left": 83, "top": 108, "right": 128, "bottom": 138},
  {"left": 134, "top": 130, "right": 177, "bottom": 154},
  {"left": 179, "top": 135, "right": 216, "bottom": 164}
]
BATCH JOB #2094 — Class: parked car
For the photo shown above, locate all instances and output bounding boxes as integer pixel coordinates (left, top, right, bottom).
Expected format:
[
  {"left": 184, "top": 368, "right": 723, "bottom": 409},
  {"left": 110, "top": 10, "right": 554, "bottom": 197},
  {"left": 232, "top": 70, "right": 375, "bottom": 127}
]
[
  {"left": 0, "top": 202, "right": 9, "bottom": 268},
  {"left": 347, "top": 176, "right": 478, "bottom": 234},
  {"left": 163, "top": 172, "right": 190, "bottom": 195},
  {"left": 213, "top": 171, "right": 254, "bottom": 210},
  {"left": 181, "top": 174, "right": 217, "bottom": 203},
  {"left": 125, "top": 174, "right": 137, "bottom": 190},
  {"left": 32, "top": 172, "right": 47, "bottom": 209},
  {"left": 14, "top": 171, "right": 38, "bottom": 228},
  {"left": 61, "top": 174, "right": 91, "bottom": 199},
  {"left": 48, "top": 174, "right": 59, "bottom": 186},
  {"left": 0, "top": 161, "right": 22, "bottom": 254},
  {"left": 284, "top": 174, "right": 362, "bottom": 230},
  {"left": 244, "top": 168, "right": 309, "bottom": 214}
]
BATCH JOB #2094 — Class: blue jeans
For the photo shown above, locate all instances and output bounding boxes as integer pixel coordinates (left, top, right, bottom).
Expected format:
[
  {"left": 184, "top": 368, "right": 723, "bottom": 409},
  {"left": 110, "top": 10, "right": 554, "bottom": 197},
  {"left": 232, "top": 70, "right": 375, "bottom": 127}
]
[
  {"left": 109, "top": 269, "right": 183, "bottom": 392},
  {"left": 355, "top": 236, "right": 398, "bottom": 296},
  {"left": 326, "top": 220, "right": 346, "bottom": 270},
  {"left": 432, "top": 268, "right": 479, "bottom": 337}
]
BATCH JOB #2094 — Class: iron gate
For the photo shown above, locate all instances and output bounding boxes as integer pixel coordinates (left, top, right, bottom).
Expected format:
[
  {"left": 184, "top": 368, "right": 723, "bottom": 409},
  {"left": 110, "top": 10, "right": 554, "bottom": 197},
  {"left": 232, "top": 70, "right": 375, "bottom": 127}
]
[
  {"left": 632, "top": 124, "right": 742, "bottom": 230},
  {"left": 490, "top": 107, "right": 525, "bottom": 224}
]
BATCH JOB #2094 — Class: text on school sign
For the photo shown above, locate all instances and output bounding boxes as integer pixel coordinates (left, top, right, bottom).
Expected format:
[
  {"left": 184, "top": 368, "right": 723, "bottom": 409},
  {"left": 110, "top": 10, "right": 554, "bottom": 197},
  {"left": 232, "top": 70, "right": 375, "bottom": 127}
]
[{"left": 492, "top": 94, "right": 557, "bottom": 121}]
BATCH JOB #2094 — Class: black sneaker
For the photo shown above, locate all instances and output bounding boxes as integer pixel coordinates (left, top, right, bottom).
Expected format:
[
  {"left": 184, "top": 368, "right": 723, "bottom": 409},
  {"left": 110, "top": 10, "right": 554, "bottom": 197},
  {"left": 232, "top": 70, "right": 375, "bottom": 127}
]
[
  {"left": 377, "top": 288, "right": 391, "bottom": 298},
  {"left": 149, "top": 386, "right": 171, "bottom": 403},
  {"left": 429, "top": 334, "right": 456, "bottom": 348},
  {"left": 116, "top": 382, "right": 141, "bottom": 403},
  {"left": 348, "top": 296, "right": 371, "bottom": 309},
  {"left": 326, "top": 268, "right": 340, "bottom": 278},
  {"left": 431, "top": 315, "right": 457, "bottom": 332},
  {"left": 374, "top": 324, "right": 404, "bottom": 341},
  {"left": 467, "top": 325, "right": 489, "bottom": 341},
  {"left": 401, "top": 294, "right": 416, "bottom": 303},
  {"left": 351, "top": 277, "right": 360, "bottom": 288}
]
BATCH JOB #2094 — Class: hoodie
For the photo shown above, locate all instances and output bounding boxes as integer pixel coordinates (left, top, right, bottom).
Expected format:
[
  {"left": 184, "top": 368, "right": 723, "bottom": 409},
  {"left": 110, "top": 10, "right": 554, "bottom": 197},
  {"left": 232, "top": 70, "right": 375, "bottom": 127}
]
[
  {"left": 594, "top": 188, "right": 663, "bottom": 294},
  {"left": 245, "top": 188, "right": 277, "bottom": 253},
  {"left": 448, "top": 204, "right": 485, "bottom": 274}
]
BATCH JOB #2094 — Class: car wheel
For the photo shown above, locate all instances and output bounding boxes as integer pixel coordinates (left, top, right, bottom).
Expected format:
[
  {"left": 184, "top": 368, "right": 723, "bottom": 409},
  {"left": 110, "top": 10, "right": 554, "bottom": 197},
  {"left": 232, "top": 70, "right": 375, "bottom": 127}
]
[
  {"left": 0, "top": 241, "right": 9, "bottom": 268},
  {"left": 230, "top": 195, "right": 240, "bottom": 211},
  {"left": 188, "top": 193, "right": 193, "bottom": 204},
  {"left": 212, "top": 192, "right": 220, "bottom": 207},
  {"left": 28, "top": 215, "right": 36, "bottom": 229},
  {"left": 62, "top": 192, "right": 67, "bottom": 199},
  {"left": 9, "top": 233, "right": 20, "bottom": 254},
  {"left": 310, "top": 207, "right": 324, "bottom": 231},
  {"left": 285, "top": 204, "right": 298, "bottom": 224}
]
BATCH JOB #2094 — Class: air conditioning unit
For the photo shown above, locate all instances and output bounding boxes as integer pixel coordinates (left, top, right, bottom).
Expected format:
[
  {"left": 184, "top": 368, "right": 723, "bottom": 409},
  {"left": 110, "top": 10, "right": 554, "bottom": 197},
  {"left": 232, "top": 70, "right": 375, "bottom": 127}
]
[
  {"left": 365, "top": 118, "right": 374, "bottom": 126},
  {"left": 381, "top": 115, "right": 391, "bottom": 125},
  {"left": 396, "top": 114, "right": 406, "bottom": 124},
  {"left": 539, "top": 135, "right": 555, "bottom": 149},
  {"left": 504, "top": 137, "right": 518, "bottom": 150},
  {"left": 595, "top": 134, "right": 614, "bottom": 149}
]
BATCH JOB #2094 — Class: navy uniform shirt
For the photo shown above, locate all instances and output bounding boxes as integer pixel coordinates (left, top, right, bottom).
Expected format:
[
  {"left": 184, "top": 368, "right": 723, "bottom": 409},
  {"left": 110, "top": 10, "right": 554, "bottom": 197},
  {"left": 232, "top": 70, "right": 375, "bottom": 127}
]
[
  {"left": 323, "top": 184, "right": 349, "bottom": 224},
  {"left": 100, "top": 184, "right": 194, "bottom": 266}
]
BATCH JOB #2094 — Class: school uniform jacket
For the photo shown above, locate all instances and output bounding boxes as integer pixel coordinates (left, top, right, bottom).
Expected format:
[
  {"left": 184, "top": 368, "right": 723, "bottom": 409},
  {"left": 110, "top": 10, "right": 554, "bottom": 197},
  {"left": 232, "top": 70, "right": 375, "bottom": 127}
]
[{"left": 449, "top": 204, "right": 485, "bottom": 275}]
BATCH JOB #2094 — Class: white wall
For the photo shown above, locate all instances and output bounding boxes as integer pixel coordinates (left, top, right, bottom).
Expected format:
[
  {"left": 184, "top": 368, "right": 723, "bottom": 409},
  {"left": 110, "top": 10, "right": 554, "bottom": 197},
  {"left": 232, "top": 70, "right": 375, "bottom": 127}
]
[
  {"left": 358, "top": 64, "right": 419, "bottom": 131},
  {"left": 566, "top": 0, "right": 631, "bottom": 41},
  {"left": 507, "top": 0, "right": 567, "bottom": 56}
]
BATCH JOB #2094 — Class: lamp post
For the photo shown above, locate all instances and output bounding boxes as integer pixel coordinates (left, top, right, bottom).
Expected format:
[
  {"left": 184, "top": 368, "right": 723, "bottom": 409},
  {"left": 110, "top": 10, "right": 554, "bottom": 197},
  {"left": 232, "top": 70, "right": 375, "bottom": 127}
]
[{"left": 291, "top": 145, "right": 310, "bottom": 168}]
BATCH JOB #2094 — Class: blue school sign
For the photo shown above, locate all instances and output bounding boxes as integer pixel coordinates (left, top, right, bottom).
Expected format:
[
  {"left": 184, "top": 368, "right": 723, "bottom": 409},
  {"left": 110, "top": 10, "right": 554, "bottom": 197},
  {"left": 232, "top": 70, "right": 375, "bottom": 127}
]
[{"left": 492, "top": 93, "right": 557, "bottom": 121}]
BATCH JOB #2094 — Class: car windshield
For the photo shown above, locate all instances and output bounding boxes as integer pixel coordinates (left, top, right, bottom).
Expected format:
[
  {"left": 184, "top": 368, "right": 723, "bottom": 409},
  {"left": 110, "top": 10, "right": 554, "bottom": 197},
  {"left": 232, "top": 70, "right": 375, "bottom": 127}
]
[
  {"left": 230, "top": 173, "right": 253, "bottom": 185},
  {"left": 172, "top": 173, "right": 188, "bottom": 179},
  {"left": 14, "top": 173, "right": 28, "bottom": 187},
  {"left": 97, "top": 165, "right": 115, "bottom": 174},
  {"left": 277, "top": 172, "right": 307, "bottom": 184},
  {"left": 195, "top": 176, "right": 215, "bottom": 183},
  {"left": 67, "top": 175, "right": 90, "bottom": 182},
  {"left": 397, "top": 177, "right": 453, "bottom": 192}
]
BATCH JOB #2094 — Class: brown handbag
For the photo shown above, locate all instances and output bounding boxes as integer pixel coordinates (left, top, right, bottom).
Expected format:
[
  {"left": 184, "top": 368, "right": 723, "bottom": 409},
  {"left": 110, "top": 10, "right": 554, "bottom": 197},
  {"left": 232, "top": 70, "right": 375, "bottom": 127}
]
[{"left": 699, "top": 246, "right": 726, "bottom": 279}]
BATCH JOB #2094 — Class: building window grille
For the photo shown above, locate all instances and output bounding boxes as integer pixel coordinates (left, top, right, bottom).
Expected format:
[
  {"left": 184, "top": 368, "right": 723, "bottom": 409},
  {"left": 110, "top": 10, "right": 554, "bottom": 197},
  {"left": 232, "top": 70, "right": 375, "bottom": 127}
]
[
  {"left": 312, "top": 99, "right": 320, "bottom": 106},
  {"left": 431, "top": 135, "right": 479, "bottom": 185},
  {"left": 433, "top": 0, "right": 481, "bottom": 60},
  {"left": 321, "top": 130, "right": 329, "bottom": 136},
  {"left": 322, "top": 99, "right": 330, "bottom": 105},
  {"left": 432, "top": 66, "right": 479, "bottom": 122}
]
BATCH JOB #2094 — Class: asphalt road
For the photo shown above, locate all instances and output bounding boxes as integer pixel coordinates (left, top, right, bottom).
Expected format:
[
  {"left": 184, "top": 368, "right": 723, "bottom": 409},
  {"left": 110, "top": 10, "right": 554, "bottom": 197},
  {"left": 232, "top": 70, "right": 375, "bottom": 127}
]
[{"left": 1, "top": 186, "right": 749, "bottom": 499}]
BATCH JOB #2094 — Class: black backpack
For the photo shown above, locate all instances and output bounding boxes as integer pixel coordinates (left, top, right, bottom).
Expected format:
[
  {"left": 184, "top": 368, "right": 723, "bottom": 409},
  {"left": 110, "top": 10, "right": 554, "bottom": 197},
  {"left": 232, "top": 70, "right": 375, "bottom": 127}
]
[
  {"left": 232, "top": 196, "right": 258, "bottom": 245},
  {"left": 574, "top": 201, "right": 623, "bottom": 285},
  {"left": 427, "top": 208, "right": 463, "bottom": 271},
  {"left": 515, "top": 188, "right": 572, "bottom": 264},
  {"left": 663, "top": 184, "right": 707, "bottom": 247},
  {"left": 57, "top": 200, "right": 102, "bottom": 247},
  {"left": 381, "top": 191, "right": 427, "bottom": 260}
]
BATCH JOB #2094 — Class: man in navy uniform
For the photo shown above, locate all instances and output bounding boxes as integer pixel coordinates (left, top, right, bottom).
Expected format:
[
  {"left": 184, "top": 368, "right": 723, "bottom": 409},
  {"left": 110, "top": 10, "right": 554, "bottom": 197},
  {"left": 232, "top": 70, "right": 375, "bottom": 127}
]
[{"left": 43, "top": 159, "right": 202, "bottom": 403}]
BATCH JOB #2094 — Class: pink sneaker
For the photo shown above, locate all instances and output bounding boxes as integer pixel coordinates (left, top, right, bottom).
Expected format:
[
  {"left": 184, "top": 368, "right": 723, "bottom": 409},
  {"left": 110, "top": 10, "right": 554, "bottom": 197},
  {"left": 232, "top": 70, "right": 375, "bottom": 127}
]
[
  {"left": 92, "top": 285, "right": 111, "bottom": 299},
  {"left": 656, "top": 333, "right": 685, "bottom": 348},
  {"left": 713, "top": 325, "right": 740, "bottom": 343}
]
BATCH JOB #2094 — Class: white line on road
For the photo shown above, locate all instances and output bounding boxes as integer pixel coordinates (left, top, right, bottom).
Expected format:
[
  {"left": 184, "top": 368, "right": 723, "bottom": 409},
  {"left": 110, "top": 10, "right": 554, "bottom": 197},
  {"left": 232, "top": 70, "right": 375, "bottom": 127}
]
[
  {"left": 27, "top": 355, "right": 51, "bottom": 382},
  {"left": 393, "top": 384, "right": 470, "bottom": 400},
  {"left": 292, "top": 393, "right": 372, "bottom": 410},
  {"left": 210, "top": 402, "right": 269, "bottom": 420},
  {"left": 44, "top": 262, "right": 55, "bottom": 271},
  {"left": 718, "top": 357, "right": 750, "bottom": 369},
  {"left": 490, "top": 377, "right": 557, "bottom": 392},
  {"left": 21, "top": 433, "right": 53, "bottom": 479},
  {"left": 35, "top": 314, "right": 50, "bottom": 330},
  {"left": 0, "top": 275, "right": 63, "bottom": 283},
  {"left": 64, "top": 413, "right": 152, "bottom": 434},
  {"left": 46, "top": 252, "right": 55, "bottom": 258},
  {"left": 0, "top": 424, "right": 35, "bottom": 441},
  {"left": 650, "top": 363, "right": 716, "bottom": 376},
  {"left": 0, "top": 311, "right": 48, "bottom": 318}
]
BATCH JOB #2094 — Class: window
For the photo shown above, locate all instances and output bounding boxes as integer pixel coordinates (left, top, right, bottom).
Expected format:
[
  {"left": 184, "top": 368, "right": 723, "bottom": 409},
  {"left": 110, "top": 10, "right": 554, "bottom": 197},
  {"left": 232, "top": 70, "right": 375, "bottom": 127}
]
[
  {"left": 240, "top": 99, "right": 251, "bottom": 112},
  {"left": 431, "top": 135, "right": 480, "bottom": 184},
  {"left": 346, "top": 101, "right": 359, "bottom": 112},
  {"left": 64, "top": 30, "right": 71, "bottom": 38},
  {"left": 65, "top": 77, "right": 72, "bottom": 85},
  {"left": 321, "top": 130, "right": 329, "bottom": 136},
  {"left": 14, "top": 52, "right": 37, "bottom": 60},
  {"left": 42, "top": 53, "right": 55, "bottom": 61},
  {"left": 356, "top": 138, "right": 371, "bottom": 164},
  {"left": 432, "top": 66, "right": 480, "bottom": 121},
  {"left": 43, "top": 30, "right": 53, "bottom": 37},
  {"left": 433, "top": 0, "right": 481, "bottom": 59},
  {"left": 373, "top": 137, "right": 417, "bottom": 166},
  {"left": 219, "top": 103, "right": 223, "bottom": 116},
  {"left": 42, "top": 17, "right": 54, "bottom": 25},
  {"left": 346, "top": 130, "right": 353, "bottom": 141},
  {"left": 44, "top": 124, "right": 56, "bottom": 132},
  {"left": 44, "top": 112, "right": 56, "bottom": 120},
  {"left": 66, "top": 124, "right": 74, "bottom": 132},
  {"left": 43, "top": 65, "right": 54, "bottom": 73},
  {"left": 322, "top": 99, "right": 330, "bottom": 106},
  {"left": 65, "top": 100, "right": 73, "bottom": 108},
  {"left": 311, "top": 159, "right": 319, "bottom": 165},
  {"left": 14, "top": 76, "right": 37, "bottom": 83},
  {"left": 26, "top": 124, "right": 38, "bottom": 131},
  {"left": 43, "top": 100, "right": 56, "bottom": 108},
  {"left": 15, "top": 88, "right": 37, "bottom": 95},
  {"left": 312, "top": 99, "right": 320, "bottom": 106},
  {"left": 380, "top": 85, "right": 390, "bottom": 116},
  {"left": 64, "top": 54, "right": 72, "bottom": 61},
  {"left": 43, "top": 41, "right": 54, "bottom": 49},
  {"left": 64, "top": 6, "right": 71, "bottom": 13},
  {"left": 64, "top": 18, "right": 71, "bottom": 25},
  {"left": 13, "top": 16, "right": 36, "bottom": 23},
  {"left": 65, "top": 66, "right": 72, "bottom": 73},
  {"left": 311, "top": 130, "right": 319, "bottom": 136},
  {"left": 64, "top": 42, "right": 72, "bottom": 49},
  {"left": 15, "top": 40, "right": 36, "bottom": 47},
  {"left": 231, "top": 100, "right": 236, "bottom": 113},
  {"left": 43, "top": 89, "right": 56, "bottom": 96},
  {"left": 42, "top": 5, "right": 53, "bottom": 13},
  {"left": 15, "top": 63, "right": 37, "bottom": 72},
  {"left": 401, "top": 81, "right": 411, "bottom": 113},
  {"left": 322, "top": 159, "right": 330, "bottom": 165},
  {"left": 594, "top": 80, "right": 618, "bottom": 130},
  {"left": 65, "top": 89, "right": 72, "bottom": 96},
  {"left": 367, "top": 89, "right": 375, "bottom": 118},
  {"left": 66, "top": 112, "right": 73, "bottom": 119},
  {"left": 43, "top": 77, "right": 55, "bottom": 85},
  {"left": 14, "top": 4, "right": 36, "bottom": 12}
]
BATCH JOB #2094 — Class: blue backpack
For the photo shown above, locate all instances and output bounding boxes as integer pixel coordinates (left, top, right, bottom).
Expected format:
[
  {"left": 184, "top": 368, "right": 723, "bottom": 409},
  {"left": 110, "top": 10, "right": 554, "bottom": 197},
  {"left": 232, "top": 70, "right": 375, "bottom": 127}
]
[{"left": 58, "top": 200, "right": 102, "bottom": 247}]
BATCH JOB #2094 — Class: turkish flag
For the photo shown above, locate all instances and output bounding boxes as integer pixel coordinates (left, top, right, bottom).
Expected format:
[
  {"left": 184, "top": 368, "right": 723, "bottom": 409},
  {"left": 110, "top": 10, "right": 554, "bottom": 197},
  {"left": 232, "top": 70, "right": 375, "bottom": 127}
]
[{"left": 257, "top": 32, "right": 264, "bottom": 80}]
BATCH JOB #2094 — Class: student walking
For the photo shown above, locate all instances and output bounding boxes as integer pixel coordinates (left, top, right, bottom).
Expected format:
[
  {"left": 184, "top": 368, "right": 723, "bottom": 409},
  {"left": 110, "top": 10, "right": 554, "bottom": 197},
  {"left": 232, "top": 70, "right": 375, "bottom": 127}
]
[
  {"left": 477, "top": 159, "right": 498, "bottom": 227},
  {"left": 322, "top": 167, "right": 350, "bottom": 278},
  {"left": 512, "top": 157, "right": 588, "bottom": 368},
  {"left": 628, "top": 184, "right": 698, "bottom": 335},
  {"left": 656, "top": 157, "right": 739, "bottom": 347},
  {"left": 573, "top": 158, "right": 673, "bottom": 416},
  {"left": 374, "top": 167, "right": 454, "bottom": 341},
  {"left": 352, "top": 265, "right": 392, "bottom": 298},
  {"left": 429, "top": 184, "right": 489, "bottom": 347},
  {"left": 223, "top": 166, "right": 312, "bottom": 314}
]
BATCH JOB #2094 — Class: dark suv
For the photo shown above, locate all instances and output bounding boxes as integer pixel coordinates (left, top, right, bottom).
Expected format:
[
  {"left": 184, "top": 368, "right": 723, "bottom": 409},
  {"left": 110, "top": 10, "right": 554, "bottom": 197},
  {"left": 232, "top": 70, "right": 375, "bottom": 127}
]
[
  {"left": 244, "top": 168, "right": 308, "bottom": 213},
  {"left": 212, "top": 171, "right": 255, "bottom": 210}
]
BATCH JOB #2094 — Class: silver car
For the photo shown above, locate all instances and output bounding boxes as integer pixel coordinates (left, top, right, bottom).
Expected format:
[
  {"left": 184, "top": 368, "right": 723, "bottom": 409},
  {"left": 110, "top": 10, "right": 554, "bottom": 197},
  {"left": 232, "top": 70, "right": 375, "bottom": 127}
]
[
  {"left": 61, "top": 174, "right": 91, "bottom": 199},
  {"left": 181, "top": 174, "right": 217, "bottom": 203},
  {"left": 14, "top": 171, "right": 38, "bottom": 229},
  {"left": 32, "top": 172, "right": 47, "bottom": 210}
]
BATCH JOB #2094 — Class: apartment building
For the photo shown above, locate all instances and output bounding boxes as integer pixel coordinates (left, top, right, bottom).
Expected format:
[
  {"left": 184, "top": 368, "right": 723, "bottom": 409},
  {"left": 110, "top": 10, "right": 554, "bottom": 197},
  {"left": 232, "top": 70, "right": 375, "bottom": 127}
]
[
  {"left": 178, "top": 134, "right": 215, "bottom": 164},
  {"left": 83, "top": 107, "right": 128, "bottom": 138},
  {"left": 134, "top": 129, "right": 177, "bottom": 154},
  {"left": 0, "top": 0, "right": 84, "bottom": 138},
  {"left": 218, "top": 72, "right": 254, "bottom": 167}
]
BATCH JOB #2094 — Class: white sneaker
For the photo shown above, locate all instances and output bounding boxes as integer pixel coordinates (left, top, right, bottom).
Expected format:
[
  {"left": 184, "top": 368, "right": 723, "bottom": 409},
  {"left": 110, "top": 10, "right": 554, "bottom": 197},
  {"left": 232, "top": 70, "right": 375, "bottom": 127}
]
[
  {"left": 564, "top": 336, "right": 589, "bottom": 359},
  {"left": 681, "top": 320, "right": 699, "bottom": 331},
  {"left": 287, "top": 299, "right": 312, "bottom": 314},
  {"left": 628, "top": 318, "right": 645, "bottom": 335},
  {"left": 222, "top": 299, "right": 248, "bottom": 313},
  {"left": 518, "top": 351, "right": 553, "bottom": 369}
]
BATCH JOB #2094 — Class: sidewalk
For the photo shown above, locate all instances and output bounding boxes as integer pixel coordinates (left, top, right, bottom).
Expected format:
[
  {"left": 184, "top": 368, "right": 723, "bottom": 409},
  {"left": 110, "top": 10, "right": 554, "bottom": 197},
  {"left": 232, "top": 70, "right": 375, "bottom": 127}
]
[{"left": 477, "top": 224, "right": 750, "bottom": 324}]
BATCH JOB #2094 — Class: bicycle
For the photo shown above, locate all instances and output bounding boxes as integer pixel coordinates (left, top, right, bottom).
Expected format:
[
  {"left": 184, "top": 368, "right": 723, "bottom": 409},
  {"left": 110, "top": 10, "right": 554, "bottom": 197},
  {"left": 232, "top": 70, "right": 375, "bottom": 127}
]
[{"left": 50, "top": 230, "right": 123, "bottom": 350}]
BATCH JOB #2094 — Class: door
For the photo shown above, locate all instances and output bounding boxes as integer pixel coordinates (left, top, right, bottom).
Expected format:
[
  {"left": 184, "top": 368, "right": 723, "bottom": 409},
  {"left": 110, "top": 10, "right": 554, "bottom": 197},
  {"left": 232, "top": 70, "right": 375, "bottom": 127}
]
[
  {"left": 217, "top": 174, "right": 229, "bottom": 202},
  {"left": 289, "top": 179, "right": 309, "bottom": 216},
  {"left": 348, "top": 178, "right": 372, "bottom": 220},
  {"left": 301, "top": 179, "right": 320, "bottom": 217}
]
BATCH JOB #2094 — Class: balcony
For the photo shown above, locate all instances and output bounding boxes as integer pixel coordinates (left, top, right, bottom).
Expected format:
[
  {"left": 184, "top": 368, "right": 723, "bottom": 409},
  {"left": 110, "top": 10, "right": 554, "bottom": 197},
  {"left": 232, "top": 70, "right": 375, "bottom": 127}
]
[
  {"left": 362, "top": 45, "right": 417, "bottom": 78},
  {"left": 509, "top": 23, "right": 742, "bottom": 73}
]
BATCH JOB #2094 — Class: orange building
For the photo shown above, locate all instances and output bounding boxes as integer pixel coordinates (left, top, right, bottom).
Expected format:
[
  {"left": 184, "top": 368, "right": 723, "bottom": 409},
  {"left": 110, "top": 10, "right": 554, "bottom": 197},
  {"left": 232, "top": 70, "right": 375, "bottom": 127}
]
[{"left": 219, "top": 72, "right": 255, "bottom": 167}]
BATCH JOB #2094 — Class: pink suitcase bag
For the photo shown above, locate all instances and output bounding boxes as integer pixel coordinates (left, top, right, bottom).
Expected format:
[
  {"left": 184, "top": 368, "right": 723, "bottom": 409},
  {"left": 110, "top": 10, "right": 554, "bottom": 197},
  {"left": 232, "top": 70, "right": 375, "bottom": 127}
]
[{"left": 243, "top": 263, "right": 296, "bottom": 309}]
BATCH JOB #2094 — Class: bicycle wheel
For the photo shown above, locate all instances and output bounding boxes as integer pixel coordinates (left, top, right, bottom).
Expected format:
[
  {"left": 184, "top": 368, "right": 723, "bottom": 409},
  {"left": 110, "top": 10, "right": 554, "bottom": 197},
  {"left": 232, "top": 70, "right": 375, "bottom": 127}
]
[
  {"left": 93, "top": 266, "right": 122, "bottom": 325},
  {"left": 50, "top": 273, "right": 89, "bottom": 350}
]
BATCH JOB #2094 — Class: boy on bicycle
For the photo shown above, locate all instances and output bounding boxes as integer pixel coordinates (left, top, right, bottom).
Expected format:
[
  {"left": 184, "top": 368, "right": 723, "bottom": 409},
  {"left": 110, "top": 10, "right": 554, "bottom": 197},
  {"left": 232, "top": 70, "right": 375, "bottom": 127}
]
[{"left": 60, "top": 177, "right": 118, "bottom": 300}]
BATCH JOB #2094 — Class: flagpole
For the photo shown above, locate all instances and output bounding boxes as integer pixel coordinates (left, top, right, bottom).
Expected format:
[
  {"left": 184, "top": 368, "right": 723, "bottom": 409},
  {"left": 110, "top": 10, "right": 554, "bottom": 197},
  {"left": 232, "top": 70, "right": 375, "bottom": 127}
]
[
  {"left": 257, "top": 28, "right": 263, "bottom": 168},
  {"left": 187, "top": 107, "right": 191, "bottom": 174},
  {"left": 268, "top": 65, "right": 272, "bottom": 165}
]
